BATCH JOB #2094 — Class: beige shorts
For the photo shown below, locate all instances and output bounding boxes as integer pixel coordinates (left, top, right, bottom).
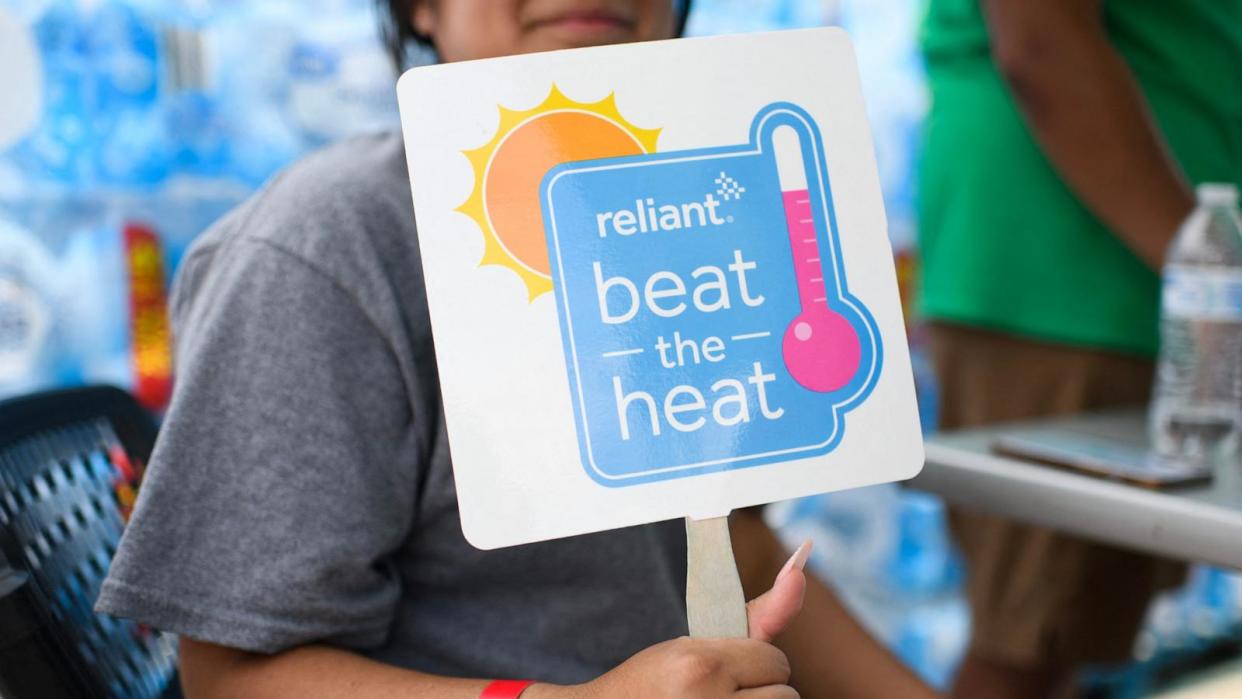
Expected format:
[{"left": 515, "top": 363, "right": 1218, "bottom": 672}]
[{"left": 928, "top": 322, "right": 1186, "bottom": 669}]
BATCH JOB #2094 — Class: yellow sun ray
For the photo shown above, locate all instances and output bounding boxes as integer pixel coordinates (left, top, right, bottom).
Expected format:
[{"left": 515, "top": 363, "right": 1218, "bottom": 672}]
[{"left": 456, "top": 85, "right": 662, "bottom": 301}]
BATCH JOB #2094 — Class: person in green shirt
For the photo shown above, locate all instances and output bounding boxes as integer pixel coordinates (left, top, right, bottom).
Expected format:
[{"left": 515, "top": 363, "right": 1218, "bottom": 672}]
[{"left": 919, "top": 0, "right": 1242, "bottom": 697}]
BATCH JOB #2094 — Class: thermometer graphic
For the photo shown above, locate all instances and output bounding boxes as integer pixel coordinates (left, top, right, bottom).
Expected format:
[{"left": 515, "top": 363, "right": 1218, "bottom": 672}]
[{"left": 773, "top": 125, "right": 862, "bottom": 393}]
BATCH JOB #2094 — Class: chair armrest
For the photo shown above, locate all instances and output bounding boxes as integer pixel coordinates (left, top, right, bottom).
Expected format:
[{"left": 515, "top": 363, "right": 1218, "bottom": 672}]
[{"left": 0, "top": 568, "right": 93, "bottom": 698}]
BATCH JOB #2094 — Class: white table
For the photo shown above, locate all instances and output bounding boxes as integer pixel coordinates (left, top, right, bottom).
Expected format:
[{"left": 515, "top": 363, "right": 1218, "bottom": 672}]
[{"left": 908, "top": 410, "right": 1242, "bottom": 570}]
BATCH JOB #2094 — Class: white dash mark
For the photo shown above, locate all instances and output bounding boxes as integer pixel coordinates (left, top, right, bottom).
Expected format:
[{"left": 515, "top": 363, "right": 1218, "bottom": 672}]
[
  {"left": 602, "top": 348, "right": 643, "bottom": 358},
  {"left": 731, "top": 331, "right": 771, "bottom": 341}
]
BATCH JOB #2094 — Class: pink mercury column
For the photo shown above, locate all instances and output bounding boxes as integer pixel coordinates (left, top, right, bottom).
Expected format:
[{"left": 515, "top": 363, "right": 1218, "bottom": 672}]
[{"left": 773, "top": 125, "right": 862, "bottom": 393}]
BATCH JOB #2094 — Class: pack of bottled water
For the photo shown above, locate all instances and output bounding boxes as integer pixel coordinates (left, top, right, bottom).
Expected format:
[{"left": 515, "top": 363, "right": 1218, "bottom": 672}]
[
  {"left": 0, "top": 209, "right": 159, "bottom": 404},
  {"left": 0, "top": 0, "right": 401, "bottom": 405},
  {"left": 768, "top": 485, "right": 970, "bottom": 690},
  {"left": 1, "top": 0, "right": 399, "bottom": 190}
]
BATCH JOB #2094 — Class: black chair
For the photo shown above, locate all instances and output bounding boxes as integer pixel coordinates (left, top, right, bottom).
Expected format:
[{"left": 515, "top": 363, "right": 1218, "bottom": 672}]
[{"left": 0, "top": 386, "right": 178, "bottom": 698}]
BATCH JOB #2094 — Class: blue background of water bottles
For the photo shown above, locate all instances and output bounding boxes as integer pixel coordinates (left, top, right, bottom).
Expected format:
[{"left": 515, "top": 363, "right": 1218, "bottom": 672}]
[{"left": 1, "top": 0, "right": 1238, "bottom": 695}]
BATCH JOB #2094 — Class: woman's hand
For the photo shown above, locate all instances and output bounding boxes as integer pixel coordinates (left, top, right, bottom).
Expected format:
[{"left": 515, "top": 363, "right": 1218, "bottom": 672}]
[{"left": 530, "top": 542, "right": 811, "bottom": 698}]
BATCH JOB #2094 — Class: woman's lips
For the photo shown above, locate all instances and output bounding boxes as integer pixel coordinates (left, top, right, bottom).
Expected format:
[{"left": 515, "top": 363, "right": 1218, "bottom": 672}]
[{"left": 533, "top": 11, "right": 634, "bottom": 35}]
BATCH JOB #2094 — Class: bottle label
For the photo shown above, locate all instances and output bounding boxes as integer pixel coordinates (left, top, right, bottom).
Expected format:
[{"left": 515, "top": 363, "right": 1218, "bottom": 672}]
[
  {"left": 1163, "top": 265, "right": 1242, "bottom": 320},
  {"left": 124, "top": 223, "right": 173, "bottom": 411}
]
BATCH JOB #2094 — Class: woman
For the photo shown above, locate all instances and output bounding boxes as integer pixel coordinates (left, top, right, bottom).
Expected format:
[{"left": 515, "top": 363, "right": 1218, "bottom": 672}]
[{"left": 99, "top": 2, "right": 936, "bottom": 697}]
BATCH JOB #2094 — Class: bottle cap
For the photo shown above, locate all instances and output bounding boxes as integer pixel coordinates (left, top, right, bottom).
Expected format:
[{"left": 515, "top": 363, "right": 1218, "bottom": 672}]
[{"left": 1197, "top": 183, "right": 1239, "bottom": 207}]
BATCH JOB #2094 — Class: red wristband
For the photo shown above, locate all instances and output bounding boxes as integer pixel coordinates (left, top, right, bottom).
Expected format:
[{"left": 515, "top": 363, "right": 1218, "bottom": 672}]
[{"left": 480, "top": 679, "right": 536, "bottom": 698}]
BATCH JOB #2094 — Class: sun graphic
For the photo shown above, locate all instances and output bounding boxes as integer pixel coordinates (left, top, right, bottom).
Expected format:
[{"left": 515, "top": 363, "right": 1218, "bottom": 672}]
[{"left": 457, "top": 85, "right": 661, "bottom": 300}]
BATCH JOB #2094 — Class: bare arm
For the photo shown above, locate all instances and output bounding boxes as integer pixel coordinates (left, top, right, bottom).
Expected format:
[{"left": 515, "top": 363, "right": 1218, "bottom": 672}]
[
  {"left": 180, "top": 561, "right": 808, "bottom": 699},
  {"left": 181, "top": 626, "right": 799, "bottom": 699},
  {"left": 981, "top": 0, "right": 1195, "bottom": 268},
  {"left": 731, "top": 510, "right": 940, "bottom": 699},
  {"left": 179, "top": 639, "right": 491, "bottom": 698}
]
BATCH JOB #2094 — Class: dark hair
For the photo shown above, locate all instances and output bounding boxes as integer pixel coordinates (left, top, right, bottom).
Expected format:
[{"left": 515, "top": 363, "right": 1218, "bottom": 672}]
[
  {"left": 379, "top": 0, "right": 420, "bottom": 68},
  {"left": 380, "top": 1, "right": 693, "bottom": 69}
]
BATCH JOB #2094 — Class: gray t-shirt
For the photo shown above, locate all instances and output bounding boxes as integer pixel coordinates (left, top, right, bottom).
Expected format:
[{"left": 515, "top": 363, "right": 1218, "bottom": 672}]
[{"left": 96, "top": 133, "right": 689, "bottom": 684}]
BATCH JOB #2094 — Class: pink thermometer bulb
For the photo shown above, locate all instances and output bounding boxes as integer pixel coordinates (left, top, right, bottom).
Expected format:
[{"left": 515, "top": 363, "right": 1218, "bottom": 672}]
[{"left": 773, "top": 125, "right": 861, "bottom": 393}]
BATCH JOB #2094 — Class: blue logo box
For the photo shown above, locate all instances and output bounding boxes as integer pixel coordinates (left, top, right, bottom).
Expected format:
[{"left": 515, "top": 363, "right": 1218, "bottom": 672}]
[{"left": 541, "top": 103, "right": 881, "bottom": 487}]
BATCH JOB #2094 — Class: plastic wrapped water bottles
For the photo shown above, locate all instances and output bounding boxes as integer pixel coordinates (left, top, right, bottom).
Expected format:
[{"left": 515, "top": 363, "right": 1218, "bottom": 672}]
[
  {"left": 1150, "top": 184, "right": 1242, "bottom": 461},
  {"left": 768, "top": 486, "right": 969, "bottom": 690},
  {"left": 5, "top": 0, "right": 167, "bottom": 188}
]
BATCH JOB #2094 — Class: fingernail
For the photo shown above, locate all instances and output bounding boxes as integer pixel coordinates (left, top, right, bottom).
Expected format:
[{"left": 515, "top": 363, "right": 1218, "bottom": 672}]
[{"left": 777, "top": 539, "right": 813, "bottom": 580}]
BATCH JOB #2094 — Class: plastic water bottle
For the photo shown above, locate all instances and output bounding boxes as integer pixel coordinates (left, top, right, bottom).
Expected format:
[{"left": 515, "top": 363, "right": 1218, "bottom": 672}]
[
  {"left": 0, "top": 217, "right": 58, "bottom": 399},
  {"left": 886, "top": 492, "right": 961, "bottom": 599},
  {"left": 90, "top": 0, "right": 172, "bottom": 187},
  {"left": 10, "top": 0, "right": 96, "bottom": 186},
  {"left": 1150, "top": 183, "right": 1242, "bottom": 461},
  {"left": 58, "top": 223, "right": 133, "bottom": 391}
]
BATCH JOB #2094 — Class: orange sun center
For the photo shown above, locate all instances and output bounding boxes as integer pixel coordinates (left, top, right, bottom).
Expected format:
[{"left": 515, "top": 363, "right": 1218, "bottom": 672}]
[{"left": 484, "top": 111, "right": 644, "bottom": 275}]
